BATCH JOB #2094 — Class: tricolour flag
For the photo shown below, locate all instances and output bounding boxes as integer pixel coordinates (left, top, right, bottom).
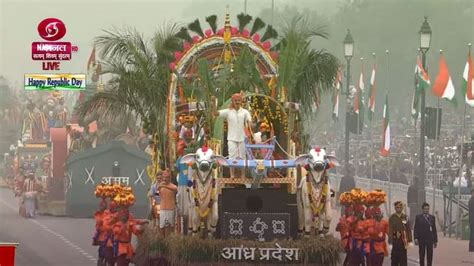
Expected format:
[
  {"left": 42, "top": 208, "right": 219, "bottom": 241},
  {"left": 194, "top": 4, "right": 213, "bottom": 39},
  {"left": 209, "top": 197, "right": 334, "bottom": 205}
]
[
  {"left": 332, "top": 69, "right": 342, "bottom": 122},
  {"left": 368, "top": 64, "right": 376, "bottom": 121},
  {"left": 354, "top": 69, "right": 364, "bottom": 114},
  {"left": 79, "top": 47, "right": 101, "bottom": 104},
  {"left": 432, "top": 53, "right": 456, "bottom": 103},
  {"left": 462, "top": 50, "right": 474, "bottom": 106},
  {"left": 416, "top": 56, "right": 431, "bottom": 90},
  {"left": 411, "top": 56, "right": 426, "bottom": 124},
  {"left": 87, "top": 46, "right": 96, "bottom": 71},
  {"left": 411, "top": 85, "right": 420, "bottom": 121},
  {"left": 380, "top": 94, "right": 390, "bottom": 157}
]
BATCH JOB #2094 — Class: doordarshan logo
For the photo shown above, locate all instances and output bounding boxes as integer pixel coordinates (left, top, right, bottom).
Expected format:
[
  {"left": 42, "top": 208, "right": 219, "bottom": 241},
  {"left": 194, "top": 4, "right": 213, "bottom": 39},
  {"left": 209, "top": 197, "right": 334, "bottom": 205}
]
[
  {"left": 37, "top": 18, "right": 67, "bottom": 41},
  {"left": 27, "top": 18, "right": 83, "bottom": 91},
  {"left": 31, "top": 18, "right": 78, "bottom": 67}
]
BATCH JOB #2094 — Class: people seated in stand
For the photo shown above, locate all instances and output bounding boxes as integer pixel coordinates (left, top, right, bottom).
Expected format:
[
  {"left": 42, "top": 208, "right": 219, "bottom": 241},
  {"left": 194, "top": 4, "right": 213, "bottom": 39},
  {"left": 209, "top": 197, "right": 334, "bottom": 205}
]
[{"left": 453, "top": 165, "right": 469, "bottom": 188}]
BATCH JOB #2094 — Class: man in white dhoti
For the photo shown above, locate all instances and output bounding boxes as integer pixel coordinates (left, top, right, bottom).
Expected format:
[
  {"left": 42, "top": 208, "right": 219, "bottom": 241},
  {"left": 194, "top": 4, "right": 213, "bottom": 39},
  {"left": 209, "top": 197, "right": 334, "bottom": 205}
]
[
  {"left": 212, "top": 93, "right": 252, "bottom": 178},
  {"left": 22, "top": 172, "right": 38, "bottom": 218}
]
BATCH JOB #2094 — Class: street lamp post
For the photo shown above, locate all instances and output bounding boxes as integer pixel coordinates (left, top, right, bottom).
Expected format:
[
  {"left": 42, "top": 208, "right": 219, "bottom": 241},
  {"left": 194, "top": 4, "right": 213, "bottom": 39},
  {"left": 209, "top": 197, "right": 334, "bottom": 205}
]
[
  {"left": 418, "top": 17, "right": 432, "bottom": 209},
  {"left": 343, "top": 29, "right": 354, "bottom": 176}
]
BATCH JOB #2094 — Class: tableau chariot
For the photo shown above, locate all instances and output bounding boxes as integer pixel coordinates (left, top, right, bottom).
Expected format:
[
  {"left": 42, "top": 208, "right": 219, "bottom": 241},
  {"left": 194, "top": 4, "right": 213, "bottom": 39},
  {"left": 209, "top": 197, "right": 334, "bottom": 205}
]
[
  {"left": 139, "top": 10, "right": 342, "bottom": 265},
  {"left": 91, "top": 9, "right": 346, "bottom": 266}
]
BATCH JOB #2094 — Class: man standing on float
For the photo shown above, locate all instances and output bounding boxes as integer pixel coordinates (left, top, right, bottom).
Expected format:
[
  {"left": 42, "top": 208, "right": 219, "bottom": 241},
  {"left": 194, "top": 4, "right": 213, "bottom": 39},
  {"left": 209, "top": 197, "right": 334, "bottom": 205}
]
[{"left": 212, "top": 93, "right": 252, "bottom": 178}]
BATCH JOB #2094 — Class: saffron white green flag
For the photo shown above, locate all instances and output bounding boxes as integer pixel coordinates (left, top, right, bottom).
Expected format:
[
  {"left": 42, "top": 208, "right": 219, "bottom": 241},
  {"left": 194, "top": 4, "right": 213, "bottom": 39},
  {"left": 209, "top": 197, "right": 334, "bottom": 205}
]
[
  {"left": 416, "top": 56, "right": 431, "bottom": 90},
  {"left": 380, "top": 94, "right": 390, "bottom": 157},
  {"left": 462, "top": 51, "right": 474, "bottom": 106},
  {"left": 332, "top": 69, "right": 342, "bottom": 122},
  {"left": 368, "top": 64, "right": 376, "bottom": 121},
  {"left": 411, "top": 57, "right": 422, "bottom": 122},
  {"left": 432, "top": 53, "right": 456, "bottom": 103},
  {"left": 354, "top": 70, "right": 364, "bottom": 114}
]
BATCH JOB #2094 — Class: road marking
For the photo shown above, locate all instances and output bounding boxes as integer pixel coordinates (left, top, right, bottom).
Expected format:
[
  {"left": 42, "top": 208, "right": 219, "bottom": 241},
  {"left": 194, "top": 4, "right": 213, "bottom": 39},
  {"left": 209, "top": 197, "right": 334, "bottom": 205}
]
[
  {"left": 407, "top": 257, "right": 419, "bottom": 266},
  {"left": 0, "top": 198, "right": 97, "bottom": 263}
]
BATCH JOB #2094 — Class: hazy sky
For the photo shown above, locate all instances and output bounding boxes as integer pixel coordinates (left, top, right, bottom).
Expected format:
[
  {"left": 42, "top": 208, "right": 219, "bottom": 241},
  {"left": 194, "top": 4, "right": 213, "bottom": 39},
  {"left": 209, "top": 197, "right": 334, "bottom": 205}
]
[{"left": 0, "top": 0, "right": 342, "bottom": 87}]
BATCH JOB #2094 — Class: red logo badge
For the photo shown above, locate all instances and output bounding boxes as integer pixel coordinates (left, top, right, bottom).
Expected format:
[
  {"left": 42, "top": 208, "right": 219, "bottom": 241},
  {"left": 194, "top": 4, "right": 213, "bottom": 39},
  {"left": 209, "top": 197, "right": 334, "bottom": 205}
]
[{"left": 37, "top": 18, "right": 66, "bottom": 41}]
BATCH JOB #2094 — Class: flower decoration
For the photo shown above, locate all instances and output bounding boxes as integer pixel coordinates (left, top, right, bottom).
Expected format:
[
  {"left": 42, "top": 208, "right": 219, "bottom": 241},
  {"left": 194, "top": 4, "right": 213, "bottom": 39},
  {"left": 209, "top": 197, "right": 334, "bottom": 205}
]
[
  {"left": 346, "top": 188, "right": 386, "bottom": 207},
  {"left": 94, "top": 184, "right": 107, "bottom": 198},
  {"left": 94, "top": 183, "right": 136, "bottom": 204},
  {"left": 113, "top": 187, "right": 136, "bottom": 207},
  {"left": 252, "top": 33, "right": 260, "bottom": 42},
  {"left": 169, "top": 62, "right": 176, "bottom": 71},
  {"left": 367, "top": 189, "right": 386, "bottom": 206},
  {"left": 183, "top": 41, "right": 191, "bottom": 50},
  {"left": 339, "top": 191, "right": 354, "bottom": 206},
  {"left": 350, "top": 188, "right": 368, "bottom": 204},
  {"left": 270, "top": 51, "right": 279, "bottom": 60},
  {"left": 174, "top": 51, "right": 182, "bottom": 61},
  {"left": 262, "top": 41, "right": 271, "bottom": 50}
]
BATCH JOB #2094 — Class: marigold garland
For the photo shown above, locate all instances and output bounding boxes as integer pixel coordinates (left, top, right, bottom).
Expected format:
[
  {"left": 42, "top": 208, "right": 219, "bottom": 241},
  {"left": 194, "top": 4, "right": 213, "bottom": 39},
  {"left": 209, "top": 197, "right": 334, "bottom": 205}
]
[
  {"left": 94, "top": 183, "right": 136, "bottom": 207},
  {"left": 339, "top": 192, "right": 354, "bottom": 206},
  {"left": 307, "top": 175, "right": 329, "bottom": 217},
  {"left": 113, "top": 191, "right": 136, "bottom": 207},
  {"left": 343, "top": 188, "right": 386, "bottom": 207},
  {"left": 191, "top": 178, "right": 217, "bottom": 218},
  {"left": 366, "top": 189, "right": 386, "bottom": 207}
]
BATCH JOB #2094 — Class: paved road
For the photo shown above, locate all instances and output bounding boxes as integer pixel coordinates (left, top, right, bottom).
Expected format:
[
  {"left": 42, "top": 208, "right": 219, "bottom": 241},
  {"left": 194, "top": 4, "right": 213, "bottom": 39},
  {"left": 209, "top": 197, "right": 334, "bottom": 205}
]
[
  {"left": 2, "top": 185, "right": 472, "bottom": 266},
  {"left": 330, "top": 208, "right": 474, "bottom": 266},
  {"left": 0, "top": 188, "right": 97, "bottom": 266}
]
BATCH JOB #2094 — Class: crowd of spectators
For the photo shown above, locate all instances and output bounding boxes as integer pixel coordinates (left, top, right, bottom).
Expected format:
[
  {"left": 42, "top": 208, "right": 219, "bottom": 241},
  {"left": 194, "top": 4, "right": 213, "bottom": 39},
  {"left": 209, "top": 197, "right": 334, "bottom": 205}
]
[{"left": 310, "top": 112, "right": 474, "bottom": 190}]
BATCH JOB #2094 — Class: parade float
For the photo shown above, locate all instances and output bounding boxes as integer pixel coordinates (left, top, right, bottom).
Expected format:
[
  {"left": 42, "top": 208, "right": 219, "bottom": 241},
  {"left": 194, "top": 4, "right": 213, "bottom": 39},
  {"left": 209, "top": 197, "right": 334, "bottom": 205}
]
[
  {"left": 128, "top": 11, "right": 343, "bottom": 265},
  {"left": 5, "top": 91, "right": 70, "bottom": 215},
  {"left": 0, "top": 79, "right": 22, "bottom": 187},
  {"left": 66, "top": 140, "right": 151, "bottom": 217}
]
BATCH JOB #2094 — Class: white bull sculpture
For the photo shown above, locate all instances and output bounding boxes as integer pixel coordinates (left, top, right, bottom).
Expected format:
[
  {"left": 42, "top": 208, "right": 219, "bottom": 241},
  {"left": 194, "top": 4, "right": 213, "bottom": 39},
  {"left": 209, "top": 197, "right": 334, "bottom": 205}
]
[
  {"left": 180, "top": 147, "right": 228, "bottom": 238},
  {"left": 295, "top": 147, "right": 339, "bottom": 237}
]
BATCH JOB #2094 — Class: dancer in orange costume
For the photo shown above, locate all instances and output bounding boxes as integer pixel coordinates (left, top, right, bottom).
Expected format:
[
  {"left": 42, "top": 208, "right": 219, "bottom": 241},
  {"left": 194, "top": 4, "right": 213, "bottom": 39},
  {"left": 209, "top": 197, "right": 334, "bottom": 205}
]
[
  {"left": 112, "top": 208, "right": 147, "bottom": 266},
  {"left": 103, "top": 202, "right": 119, "bottom": 266},
  {"left": 93, "top": 199, "right": 108, "bottom": 266},
  {"left": 349, "top": 204, "right": 366, "bottom": 266},
  {"left": 337, "top": 206, "right": 354, "bottom": 266},
  {"left": 368, "top": 207, "right": 388, "bottom": 266},
  {"left": 363, "top": 207, "right": 375, "bottom": 266}
]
